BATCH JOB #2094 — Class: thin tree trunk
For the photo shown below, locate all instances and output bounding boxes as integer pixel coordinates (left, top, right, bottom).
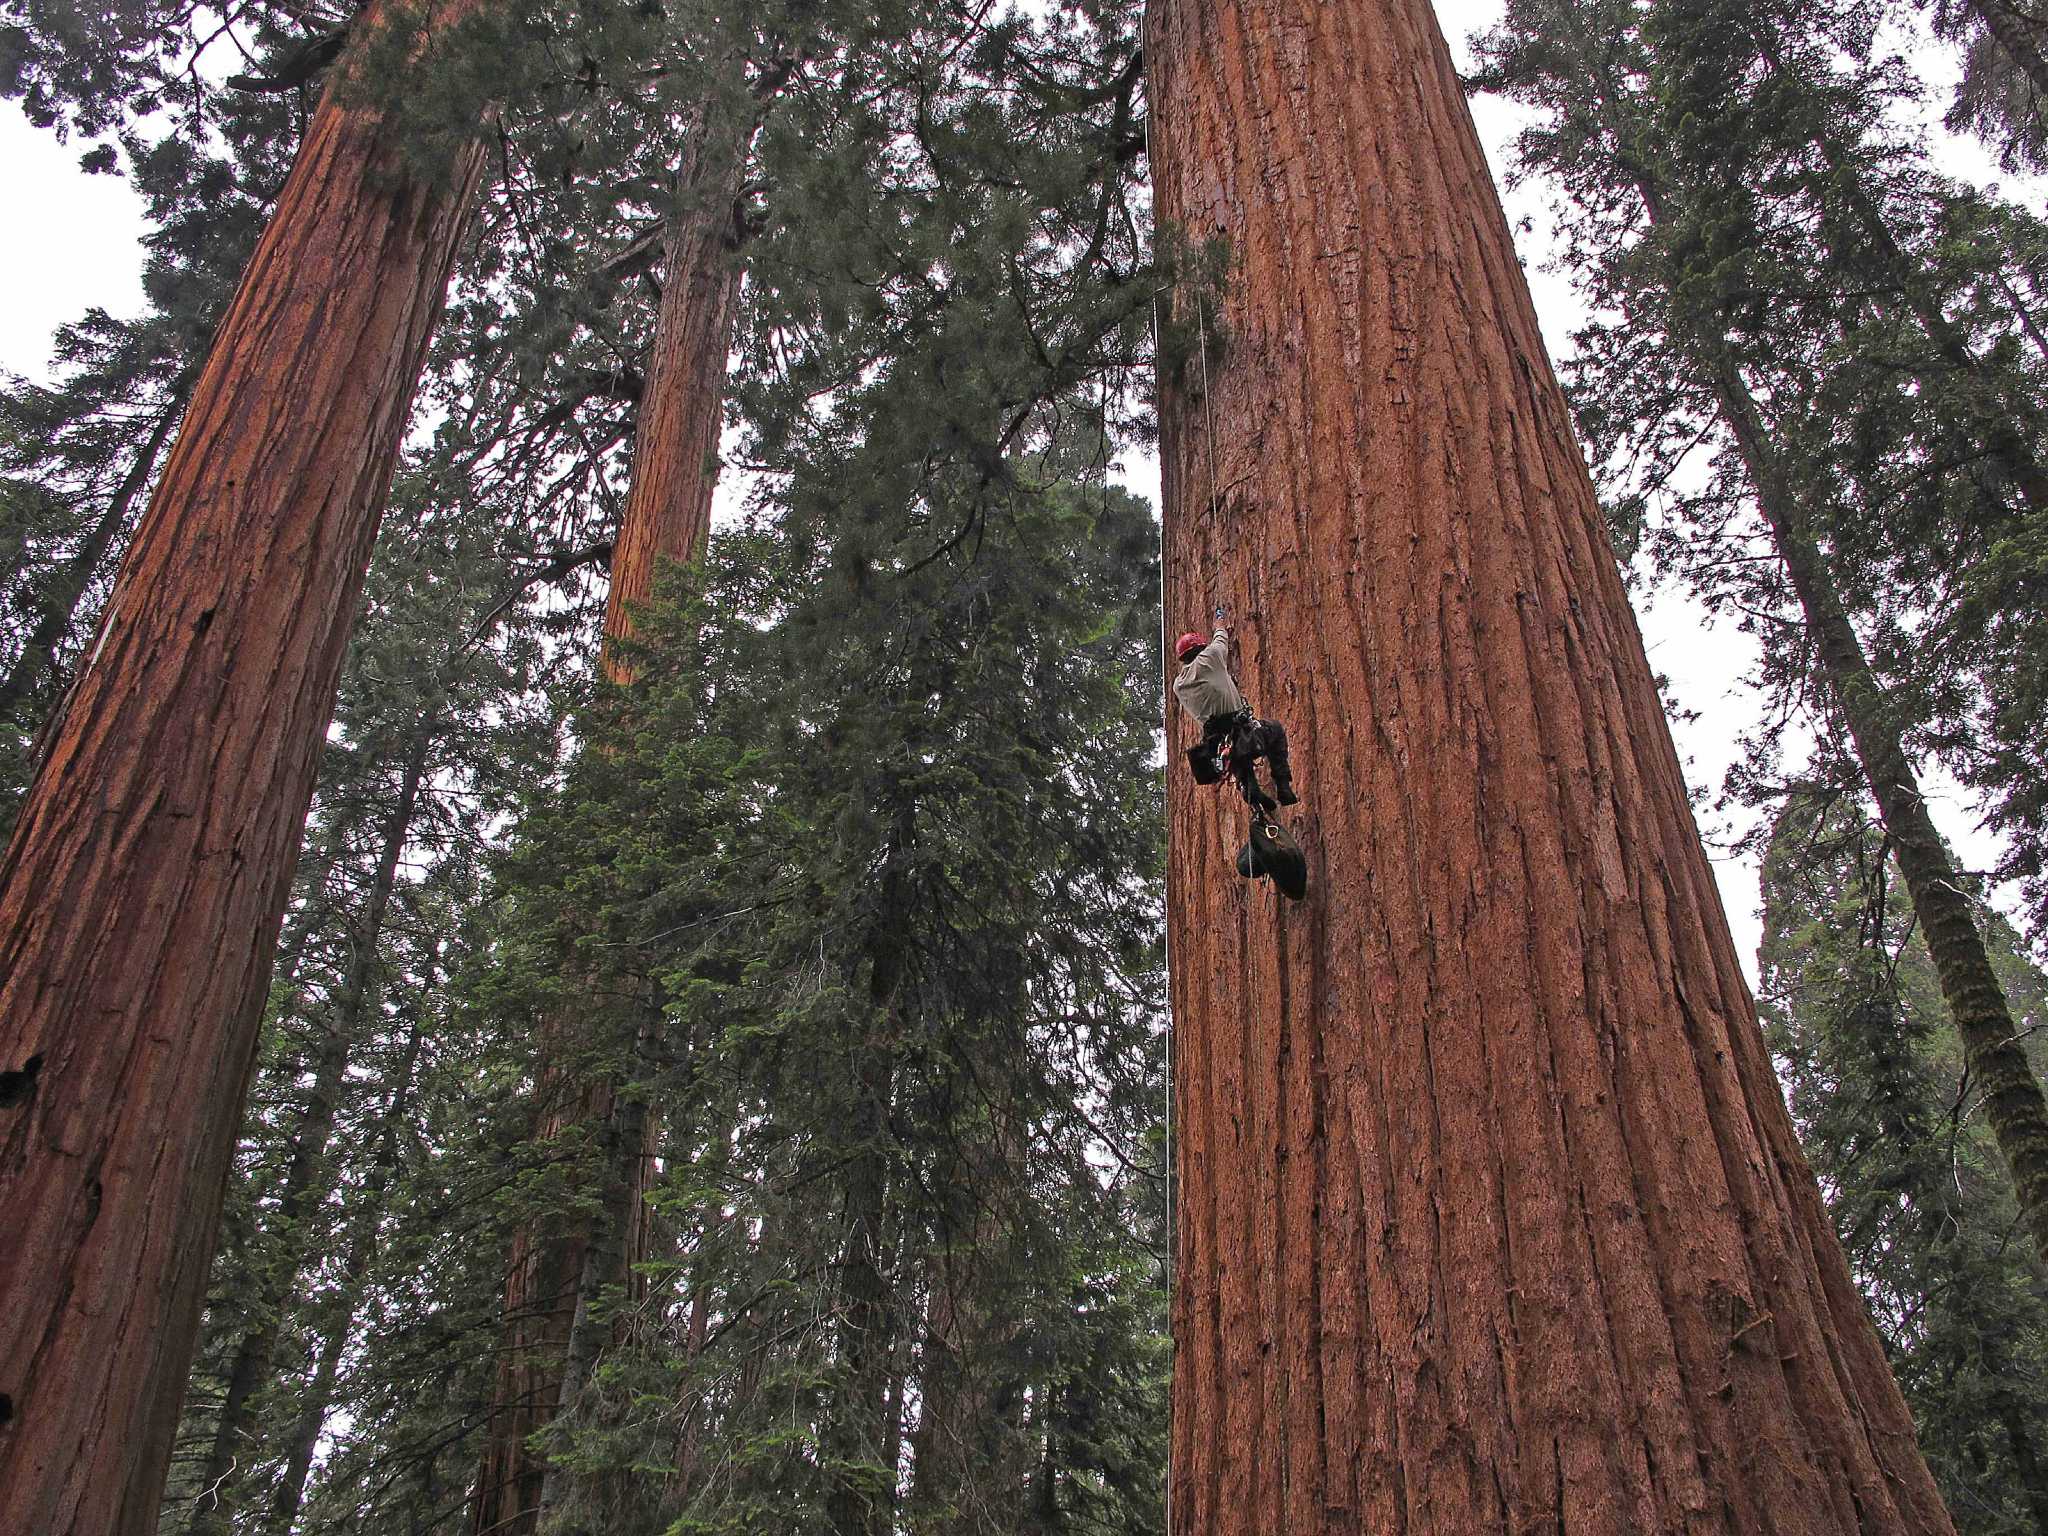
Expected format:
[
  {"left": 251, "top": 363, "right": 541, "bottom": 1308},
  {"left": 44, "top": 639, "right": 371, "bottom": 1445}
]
[
  {"left": 1144, "top": 1, "right": 1951, "bottom": 1531},
  {"left": 0, "top": 3, "right": 487, "bottom": 1527},
  {"left": 1586, "top": 10, "right": 2048, "bottom": 1329},
  {"left": 267, "top": 989, "right": 434, "bottom": 1535},
  {"left": 1991, "top": 268, "right": 2048, "bottom": 367},
  {"left": 1969, "top": 0, "right": 2048, "bottom": 112},
  {"left": 1709, "top": 367, "right": 2048, "bottom": 1269},
  {"left": 825, "top": 825, "right": 912, "bottom": 1536},
  {"left": 0, "top": 401, "right": 179, "bottom": 725},
  {"left": 665, "top": 1257, "right": 716, "bottom": 1505},
  {"left": 824, "top": 1052, "right": 896, "bottom": 1536},
  {"left": 185, "top": 728, "right": 433, "bottom": 1536},
  {"left": 908, "top": 1112, "right": 1027, "bottom": 1536},
  {"left": 1748, "top": 33, "right": 2048, "bottom": 515},
  {"left": 469, "top": 98, "right": 752, "bottom": 1536}
]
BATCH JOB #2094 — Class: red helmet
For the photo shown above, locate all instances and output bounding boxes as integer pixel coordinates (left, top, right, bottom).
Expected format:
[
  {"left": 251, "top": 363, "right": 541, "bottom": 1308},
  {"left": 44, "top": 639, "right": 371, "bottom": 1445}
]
[{"left": 1175, "top": 631, "right": 1207, "bottom": 661}]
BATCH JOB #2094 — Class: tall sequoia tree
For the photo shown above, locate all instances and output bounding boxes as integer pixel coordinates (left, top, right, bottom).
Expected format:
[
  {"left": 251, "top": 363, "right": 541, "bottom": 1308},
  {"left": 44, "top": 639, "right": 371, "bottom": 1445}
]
[
  {"left": 1143, "top": 0, "right": 1951, "bottom": 1529},
  {"left": 466, "top": 58, "right": 765, "bottom": 1533},
  {"left": 0, "top": 2, "right": 490, "bottom": 1527}
]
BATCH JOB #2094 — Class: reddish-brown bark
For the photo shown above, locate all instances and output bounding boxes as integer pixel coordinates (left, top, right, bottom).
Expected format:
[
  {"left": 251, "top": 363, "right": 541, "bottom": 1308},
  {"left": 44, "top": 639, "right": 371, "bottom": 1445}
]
[
  {"left": 1144, "top": 1, "right": 1952, "bottom": 1531},
  {"left": 468, "top": 106, "right": 749, "bottom": 1536},
  {"left": 0, "top": 6, "right": 487, "bottom": 1529},
  {"left": 598, "top": 111, "right": 750, "bottom": 684}
]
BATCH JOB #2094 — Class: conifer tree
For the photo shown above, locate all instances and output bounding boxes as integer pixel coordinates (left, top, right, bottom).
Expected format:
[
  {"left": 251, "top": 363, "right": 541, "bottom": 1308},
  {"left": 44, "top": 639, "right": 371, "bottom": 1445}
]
[
  {"left": 1473, "top": 0, "right": 2048, "bottom": 1263},
  {"left": 1759, "top": 784, "right": 2048, "bottom": 1535},
  {"left": 468, "top": 70, "right": 761, "bottom": 1536}
]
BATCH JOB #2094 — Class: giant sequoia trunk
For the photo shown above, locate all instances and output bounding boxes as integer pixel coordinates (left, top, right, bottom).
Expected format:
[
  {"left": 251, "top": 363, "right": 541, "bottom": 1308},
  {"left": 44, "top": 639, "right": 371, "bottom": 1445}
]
[
  {"left": 1144, "top": 1, "right": 1952, "bottom": 1530},
  {"left": 0, "top": 6, "right": 487, "bottom": 1529},
  {"left": 469, "top": 103, "right": 750, "bottom": 1536}
]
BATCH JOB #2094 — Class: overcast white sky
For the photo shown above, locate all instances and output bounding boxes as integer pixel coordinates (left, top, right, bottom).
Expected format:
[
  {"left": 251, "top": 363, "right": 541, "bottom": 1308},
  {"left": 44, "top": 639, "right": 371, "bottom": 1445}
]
[{"left": 0, "top": 0, "right": 2024, "bottom": 976}]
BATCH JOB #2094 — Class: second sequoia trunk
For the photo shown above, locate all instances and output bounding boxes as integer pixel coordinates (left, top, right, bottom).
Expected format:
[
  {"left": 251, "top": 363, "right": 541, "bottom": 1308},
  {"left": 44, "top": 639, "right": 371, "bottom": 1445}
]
[
  {"left": 1143, "top": 0, "right": 1951, "bottom": 1531},
  {"left": 469, "top": 101, "right": 750, "bottom": 1536}
]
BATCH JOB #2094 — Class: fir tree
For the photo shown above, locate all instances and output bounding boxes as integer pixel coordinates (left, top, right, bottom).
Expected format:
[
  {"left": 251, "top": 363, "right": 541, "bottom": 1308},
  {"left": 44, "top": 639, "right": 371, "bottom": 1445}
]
[{"left": 1760, "top": 782, "right": 2048, "bottom": 1533}]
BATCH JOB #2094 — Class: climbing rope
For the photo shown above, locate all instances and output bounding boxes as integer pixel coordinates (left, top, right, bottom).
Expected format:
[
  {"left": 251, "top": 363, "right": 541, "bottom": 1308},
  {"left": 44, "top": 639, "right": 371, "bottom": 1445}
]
[{"left": 1144, "top": 106, "right": 1176, "bottom": 1536}]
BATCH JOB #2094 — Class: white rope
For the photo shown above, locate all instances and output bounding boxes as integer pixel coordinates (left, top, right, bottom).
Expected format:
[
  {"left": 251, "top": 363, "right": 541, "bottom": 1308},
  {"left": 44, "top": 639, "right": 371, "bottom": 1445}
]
[{"left": 1142, "top": 102, "right": 1176, "bottom": 1536}]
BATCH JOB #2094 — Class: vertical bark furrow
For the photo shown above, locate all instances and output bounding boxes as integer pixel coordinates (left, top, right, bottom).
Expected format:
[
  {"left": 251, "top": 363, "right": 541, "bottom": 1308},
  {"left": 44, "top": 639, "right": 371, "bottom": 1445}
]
[{"left": 1146, "top": 0, "right": 1952, "bottom": 1530}]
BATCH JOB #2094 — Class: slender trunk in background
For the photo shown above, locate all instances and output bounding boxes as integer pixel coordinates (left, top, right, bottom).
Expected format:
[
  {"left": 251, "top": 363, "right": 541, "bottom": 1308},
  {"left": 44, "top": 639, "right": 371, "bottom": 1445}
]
[
  {"left": 530, "top": 1008, "right": 662, "bottom": 1534},
  {"left": 908, "top": 1112, "right": 1028, "bottom": 1536},
  {"left": 0, "top": 2, "right": 487, "bottom": 1526},
  {"left": 1708, "top": 367, "right": 2048, "bottom": 1270},
  {"left": 184, "top": 729, "right": 433, "bottom": 1536},
  {"left": 1578, "top": 28, "right": 2048, "bottom": 1319},
  {"left": 1747, "top": 33, "right": 2048, "bottom": 516},
  {"left": 0, "top": 401, "right": 180, "bottom": 726},
  {"left": 1143, "top": 0, "right": 1951, "bottom": 1530},
  {"left": 1969, "top": 0, "right": 2048, "bottom": 108},
  {"left": 665, "top": 1236, "right": 718, "bottom": 1504},
  {"left": 823, "top": 1038, "right": 898, "bottom": 1536},
  {"left": 470, "top": 99, "right": 751, "bottom": 1536},
  {"left": 267, "top": 989, "right": 434, "bottom": 1534},
  {"left": 822, "top": 816, "right": 916, "bottom": 1536}
]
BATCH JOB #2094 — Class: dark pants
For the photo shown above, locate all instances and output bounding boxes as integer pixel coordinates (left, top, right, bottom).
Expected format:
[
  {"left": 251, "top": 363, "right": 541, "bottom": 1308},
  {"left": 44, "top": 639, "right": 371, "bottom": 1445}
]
[{"left": 1201, "top": 711, "right": 1294, "bottom": 812}]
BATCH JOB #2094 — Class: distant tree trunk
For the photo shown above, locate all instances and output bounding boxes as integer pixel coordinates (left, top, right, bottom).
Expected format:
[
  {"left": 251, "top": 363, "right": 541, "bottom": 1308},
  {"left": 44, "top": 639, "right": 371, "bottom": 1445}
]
[
  {"left": 1709, "top": 366, "right": 2048, "bottom": 1270},
  {"left": 1745, "top": 32, "right": 2048, "bottom": 516},
  {"left": 469, "top": 101, "right": 750, "bottom": 1536},
  {"left": 597, "top": 108, "right": 750, "bottom": 686},
  {"left": 1969, "top": 0, "right": 2048, "bottom": 109},
  {"left": 824, "top": 1050, "right": 897, "bottom": 1536},
  {"left": 0, "top": 400, "right": 179, "bottom": 725},
  {"left": 0, "top": 2, "right": 487, "bottom": 1527},
  {"left": 1565, "top": 19, "right": 2048, "bottom": 1297},
  {"left": 665, "top": 1240, "right": 718, "bottom": 1504},
  {"left": 266, "top": 990, "right": 434, "bottom": 1534},
  {"left": 824, "top": 815, "right": 914, "bottom": 1536},
  {"left": 530, "top": 1005, "right": 662, "bottom": 1535},
  {"left": 908, "top": 1113, "right": 1028, "bottom": 1536},
  {"left": 184, "top": 728, "right": 433, "bottom": 1536},
  {"left": 1144, "top": 1, "right": 1952, "bottom": 1532}
]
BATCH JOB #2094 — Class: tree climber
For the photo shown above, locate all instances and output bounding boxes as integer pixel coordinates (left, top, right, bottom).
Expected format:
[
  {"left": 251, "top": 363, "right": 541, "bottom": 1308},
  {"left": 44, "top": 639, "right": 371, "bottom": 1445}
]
[{"left": 1173, "top": 613, "right": 1298, "bottom": 813}]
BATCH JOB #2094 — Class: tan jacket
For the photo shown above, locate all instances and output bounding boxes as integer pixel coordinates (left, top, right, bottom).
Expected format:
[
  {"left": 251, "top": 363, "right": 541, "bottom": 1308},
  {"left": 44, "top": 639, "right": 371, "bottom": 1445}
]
[{"left": 1173, "top": 629, "right": 1244, "bottom": 724}]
